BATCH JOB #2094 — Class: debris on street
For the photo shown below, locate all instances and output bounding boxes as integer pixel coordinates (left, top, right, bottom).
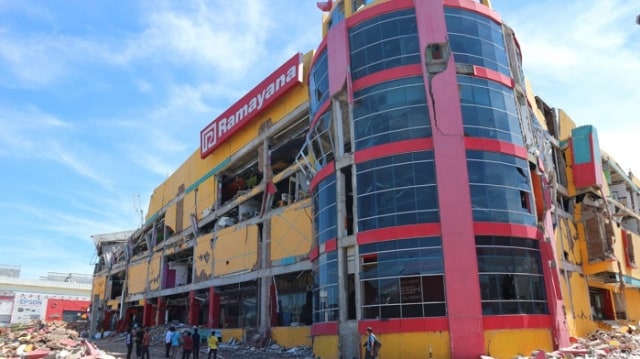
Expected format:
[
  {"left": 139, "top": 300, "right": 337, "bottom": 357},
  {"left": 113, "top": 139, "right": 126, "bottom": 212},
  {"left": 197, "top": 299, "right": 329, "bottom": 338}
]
[
  {"left": 0, "top": 320, "right": 115, "bottom": 359},
  {"left": 483, "top": 325, "right": 640, "bottom": 359}
]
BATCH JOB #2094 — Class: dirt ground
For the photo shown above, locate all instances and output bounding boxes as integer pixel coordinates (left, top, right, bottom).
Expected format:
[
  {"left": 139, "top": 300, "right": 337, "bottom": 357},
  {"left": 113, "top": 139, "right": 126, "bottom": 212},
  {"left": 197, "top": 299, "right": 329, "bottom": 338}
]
[{"left": 91, "top": 334, "right": 315, "bottom": 359}]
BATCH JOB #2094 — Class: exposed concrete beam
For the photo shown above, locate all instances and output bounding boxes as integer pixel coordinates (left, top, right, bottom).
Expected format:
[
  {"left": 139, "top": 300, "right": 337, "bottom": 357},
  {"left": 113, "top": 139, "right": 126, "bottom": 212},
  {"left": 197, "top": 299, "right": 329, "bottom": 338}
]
[{"left": 129, "top": 260, "right": 312, "bottom": 301}]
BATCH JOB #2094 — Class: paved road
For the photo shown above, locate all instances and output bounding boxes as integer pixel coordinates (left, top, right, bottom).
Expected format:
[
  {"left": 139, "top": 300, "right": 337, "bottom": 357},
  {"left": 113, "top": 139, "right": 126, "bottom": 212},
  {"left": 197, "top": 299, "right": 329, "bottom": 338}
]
[{"left": 92, "top": 336, "right": 314, "bottom": 359}]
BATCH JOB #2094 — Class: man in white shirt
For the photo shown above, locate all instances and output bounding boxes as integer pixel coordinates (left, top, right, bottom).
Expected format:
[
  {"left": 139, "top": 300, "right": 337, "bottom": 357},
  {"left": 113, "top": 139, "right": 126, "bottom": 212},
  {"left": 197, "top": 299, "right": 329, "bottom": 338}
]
[{"left": 165, "top": 326, "right": 175, "bottom": 358}]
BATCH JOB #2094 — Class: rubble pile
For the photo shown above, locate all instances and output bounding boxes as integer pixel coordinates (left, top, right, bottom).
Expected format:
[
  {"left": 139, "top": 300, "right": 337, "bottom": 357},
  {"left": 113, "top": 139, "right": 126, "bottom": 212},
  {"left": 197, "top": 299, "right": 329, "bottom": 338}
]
[
  {"left": 0, "top": 321, "right": 111, "bottom": 359},
  {"left": 220, "top": 338, "right": 314, "bottom": 358},
  {"left": 483, "top": 326, "right": 640, "bottom": 359}
]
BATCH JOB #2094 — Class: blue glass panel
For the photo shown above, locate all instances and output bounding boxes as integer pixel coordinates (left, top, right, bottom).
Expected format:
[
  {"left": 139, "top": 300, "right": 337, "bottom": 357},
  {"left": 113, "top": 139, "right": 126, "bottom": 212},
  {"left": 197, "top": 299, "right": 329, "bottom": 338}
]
[
  {"left": 350, "top": 9, "right": 420, "bottom": 79},
  {"left": 353, "top": 77, "right": 430, "bottom": 150},
  {"left": 445, "top": 7, "right": 510, "bottom": 76}
]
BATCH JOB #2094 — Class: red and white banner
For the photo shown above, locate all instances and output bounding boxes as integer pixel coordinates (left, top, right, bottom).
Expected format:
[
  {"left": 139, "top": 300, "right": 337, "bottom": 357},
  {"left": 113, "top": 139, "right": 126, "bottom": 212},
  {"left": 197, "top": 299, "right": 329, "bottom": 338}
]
[{"left": 200, "top": 53, "right": 303, "bottom": 158}]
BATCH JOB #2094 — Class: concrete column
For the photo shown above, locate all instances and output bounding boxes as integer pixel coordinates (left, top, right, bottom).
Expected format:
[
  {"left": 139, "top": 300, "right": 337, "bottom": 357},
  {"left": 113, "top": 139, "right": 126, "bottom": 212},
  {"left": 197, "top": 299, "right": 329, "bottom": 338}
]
[
  {"left": 142, "top": 301, "right": 154, "bottom": 327},
  {"left": 208, "top": 287, "right": 220, "bottom": 328},
  {"left": 258, "top": 133, "right": 273, "bottom": 333},
  {"left": 157, "top": 297, "right": 167, "bottom": 326},
  {"left": 188, "top": 291, "right": 199, "bottom": 325}
]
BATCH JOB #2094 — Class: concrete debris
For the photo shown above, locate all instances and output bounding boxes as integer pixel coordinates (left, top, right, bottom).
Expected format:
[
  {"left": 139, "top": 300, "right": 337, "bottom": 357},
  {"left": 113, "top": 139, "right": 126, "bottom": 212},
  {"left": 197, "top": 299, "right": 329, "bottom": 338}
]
[
  {"left": 0, "top": 320, "right": 109, "bottom": 359},
  {"left": 483, "top": 327, "right": 640, "bottom": 359}
]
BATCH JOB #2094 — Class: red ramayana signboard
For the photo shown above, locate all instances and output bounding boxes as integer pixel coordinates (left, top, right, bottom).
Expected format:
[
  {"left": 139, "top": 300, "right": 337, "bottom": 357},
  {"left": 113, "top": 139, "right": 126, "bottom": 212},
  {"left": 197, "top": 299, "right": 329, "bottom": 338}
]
[{"left": 200, "top": 53, "right": 303, "bottom": 158}]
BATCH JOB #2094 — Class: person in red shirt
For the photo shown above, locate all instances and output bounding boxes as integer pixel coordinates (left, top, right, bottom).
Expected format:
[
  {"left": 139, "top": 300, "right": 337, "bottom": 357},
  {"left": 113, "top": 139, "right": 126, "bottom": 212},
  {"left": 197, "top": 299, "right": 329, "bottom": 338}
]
[
  {"left": 181, "top": 331, "right": 194, "bottom": 359},
  {"left": 140, "top": 328, "right": 151, "bottom": 359}
]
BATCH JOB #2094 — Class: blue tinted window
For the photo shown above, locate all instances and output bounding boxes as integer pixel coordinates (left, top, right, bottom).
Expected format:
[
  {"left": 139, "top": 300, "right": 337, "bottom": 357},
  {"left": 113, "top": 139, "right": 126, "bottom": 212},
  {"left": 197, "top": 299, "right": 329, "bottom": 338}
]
[
  {"left": 467, "top": 151, "right": 535, "bottom": 225},
  {"left": 458, "top": 75, "right": 523, "bottom": 145},
  {"left": 312, "top": 252, "right": 339, "bottom": 322},
  {"left": 445, "top": 8, "right": 510, "bottom": 76},
  {"left": 309, "top": 50, "right": 329, "bottom": 117},
  {"left": 313, "top": 174, "right": 337, "bottom": 244},
  {"left": 356, "top": 151, "right": 438, "bottom": 231},
  {"left": 361, "top": 237, "right": 445, "bottom": 319},
  {"left": 476, "top": 236, "right": 548, "bottom": 315},
  {"left": 353, "top": 76, "right": 431, "bottom": 150},
  {"left": 328, "top": 1, "right": 345, "bottom": 30},
  {"left": 349, "top": 9, "right": 420, "bottom": 80}
]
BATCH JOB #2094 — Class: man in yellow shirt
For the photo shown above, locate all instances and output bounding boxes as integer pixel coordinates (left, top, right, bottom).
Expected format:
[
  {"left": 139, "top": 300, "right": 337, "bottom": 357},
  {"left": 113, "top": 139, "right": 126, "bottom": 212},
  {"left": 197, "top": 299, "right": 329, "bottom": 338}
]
[{"left": 207, "top": 333, "right": 219, "bottom": 359}]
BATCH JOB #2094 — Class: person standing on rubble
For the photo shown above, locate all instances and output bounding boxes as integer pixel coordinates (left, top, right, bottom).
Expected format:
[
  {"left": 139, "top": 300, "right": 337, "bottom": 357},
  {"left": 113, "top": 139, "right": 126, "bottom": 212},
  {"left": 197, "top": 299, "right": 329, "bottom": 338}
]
[
  {"left": 140, "top": 327, "right": 151, "bottom": 359},
  {"left": 125, "top": 327, "right": 134, "bottom": 359}
]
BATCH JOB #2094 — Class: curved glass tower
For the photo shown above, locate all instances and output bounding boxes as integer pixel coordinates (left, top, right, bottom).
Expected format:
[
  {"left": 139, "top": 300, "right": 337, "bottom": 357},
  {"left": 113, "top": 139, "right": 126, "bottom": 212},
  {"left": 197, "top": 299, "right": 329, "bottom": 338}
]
[{"left": 304, "top": 0, "right": 568, "bottom": 358}]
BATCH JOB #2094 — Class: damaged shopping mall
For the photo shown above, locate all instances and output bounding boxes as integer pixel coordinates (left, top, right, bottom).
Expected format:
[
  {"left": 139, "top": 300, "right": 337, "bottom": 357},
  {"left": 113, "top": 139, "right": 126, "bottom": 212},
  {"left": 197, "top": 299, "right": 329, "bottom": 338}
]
[{"left": 89, "top": 1, "right": 640, "bottom": 358}]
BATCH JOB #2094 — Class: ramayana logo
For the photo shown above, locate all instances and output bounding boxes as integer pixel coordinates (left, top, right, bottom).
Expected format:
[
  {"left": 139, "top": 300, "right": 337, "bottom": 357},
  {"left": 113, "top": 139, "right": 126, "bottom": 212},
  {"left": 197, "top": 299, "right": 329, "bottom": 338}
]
[{"left": 200, "top": 53, "right": 303, "bottom": 158}]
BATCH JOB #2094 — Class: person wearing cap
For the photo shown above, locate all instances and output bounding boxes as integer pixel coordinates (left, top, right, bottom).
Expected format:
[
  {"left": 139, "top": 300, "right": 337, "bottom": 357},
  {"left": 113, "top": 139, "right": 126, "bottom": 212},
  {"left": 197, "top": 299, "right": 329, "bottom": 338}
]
[{"left": 364, "top": 327, "right": 378, "bottom": 359}]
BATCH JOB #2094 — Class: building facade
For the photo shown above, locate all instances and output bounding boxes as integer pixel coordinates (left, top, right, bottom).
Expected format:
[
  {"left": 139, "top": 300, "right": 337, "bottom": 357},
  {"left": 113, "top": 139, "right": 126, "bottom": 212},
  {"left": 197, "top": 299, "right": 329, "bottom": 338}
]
[
  {"left": 91, "top": 1, "right": 640, "bottom": 358},
  {"left": 0, "top": 266, "right": 91, "bottom": 327}
]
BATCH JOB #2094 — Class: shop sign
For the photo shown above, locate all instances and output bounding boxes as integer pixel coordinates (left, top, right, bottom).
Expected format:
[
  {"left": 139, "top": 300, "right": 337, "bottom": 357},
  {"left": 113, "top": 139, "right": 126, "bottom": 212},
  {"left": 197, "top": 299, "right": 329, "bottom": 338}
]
[{"left": 200, "top": 53, "right": 303, "bottom": 158}]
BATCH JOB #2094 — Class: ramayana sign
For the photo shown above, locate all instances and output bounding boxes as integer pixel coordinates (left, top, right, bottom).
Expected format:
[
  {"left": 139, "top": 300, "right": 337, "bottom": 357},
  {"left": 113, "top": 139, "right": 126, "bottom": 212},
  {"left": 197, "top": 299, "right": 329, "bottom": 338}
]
[{"left": 200, "top": 53, "right": 303, "bottom": 158}]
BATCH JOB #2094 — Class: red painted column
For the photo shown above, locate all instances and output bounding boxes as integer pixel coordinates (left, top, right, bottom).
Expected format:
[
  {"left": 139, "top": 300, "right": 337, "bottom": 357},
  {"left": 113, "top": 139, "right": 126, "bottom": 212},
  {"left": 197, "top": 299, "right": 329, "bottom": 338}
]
[
  {"left": 142, "top": 301, "right": 154, "bottom": 327},
  {"left": 208, "top": 287, "right": 220, "bottom": 328},
  {"left": 188, "top": 291, "right": 200, "bottom": 325},
  {"left": 157, "top": 297, "right": 166, "bottom": 326},
  {"left": 415, "top": 1, "right": 484, "bottom": 358},
  {"left": 539, "top": 215, "right": 571, "bottom": 348}
]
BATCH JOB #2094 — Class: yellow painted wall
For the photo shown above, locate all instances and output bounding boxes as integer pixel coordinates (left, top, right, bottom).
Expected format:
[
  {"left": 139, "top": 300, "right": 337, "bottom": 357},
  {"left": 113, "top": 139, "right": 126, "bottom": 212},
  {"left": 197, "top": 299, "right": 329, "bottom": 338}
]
[
  {"left": 92, "top": 275, "right": 107, "bottom": 300},
  {"left": 165, "top": 202, "right": 177, "bottom": 232},
  {"left": 107, "top": 298, "right": 119, "bottom": 310},
  {"left": 363, "top": 331, "right": 450, "bottom": 359},
  {"left": 555, "top": 218, "right": 580, "bottom": 267},
  {"left": 214, "top": 225, "right": 259, "bottom": 275},
  {"left": 526, "top": 80, "right": 547, "bottom": 130},
  {"left": 561, "top": 271, "right": 597, "bottom": 338},
  {"left": 144, "top": 51, "right": 313, "bottom": 224},
  {"left": 564, "top": 142, "right": 577, "bottom": 197},
  {"left": 221, "top": 328, "right": 243, "bottom": 342},
  {"left": 557, "top": 109, "right": 576, "bottom": 141},
  {"left": 271, "top": 327, "right": 312, "bottom": 348},
  {"left": 148, "top": 252, "right": 163, "bottom": 291},
  {"left": 271, "top": 199, "right": 313, "bottom": 262},
  {"left": 127, "top": 261, "right": 149, "bottom": 295},
  {"left": 484, "top": 329, "right": 552, "bottom": 359},
  {"left": 196, "top": 176, "right": 217, "bottom": 218},
  {"left": 146, "top": 182, "right": 168, "bottom": 222},
  {"left": 182, "top": 191, "right": 197, "bottom": 229},
  {"left": 194, "top": 233, "right": 214, "bottom": 282},
  {"left": 625, "top": 288, "right": 640, "bottom": 321},
  {"left": 313, "top": 335, "right": 339, "bottom": 359}
]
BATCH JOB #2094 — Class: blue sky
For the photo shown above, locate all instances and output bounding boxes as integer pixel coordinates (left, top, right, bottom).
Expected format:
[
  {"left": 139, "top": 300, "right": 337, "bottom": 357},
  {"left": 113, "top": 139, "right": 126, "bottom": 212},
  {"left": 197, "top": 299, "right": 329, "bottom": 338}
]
[{"left": 0, "top": 1, "right": 638, "bottom": 279}]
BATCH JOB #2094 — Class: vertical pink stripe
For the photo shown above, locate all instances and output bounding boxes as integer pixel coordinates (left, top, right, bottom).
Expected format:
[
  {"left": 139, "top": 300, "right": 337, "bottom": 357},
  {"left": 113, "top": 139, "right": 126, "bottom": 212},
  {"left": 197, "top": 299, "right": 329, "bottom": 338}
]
[
  {"left": 415, "top": 0, "right": 484, "bottom": 357},
  {"left": 327, "top": 20, "right": 349, "bottom": 98}
]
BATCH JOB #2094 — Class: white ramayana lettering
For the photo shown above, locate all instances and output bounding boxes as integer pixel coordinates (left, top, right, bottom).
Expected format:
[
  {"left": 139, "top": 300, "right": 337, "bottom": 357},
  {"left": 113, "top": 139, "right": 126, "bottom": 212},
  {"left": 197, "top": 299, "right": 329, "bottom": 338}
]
[
  {"left": 286, "top": 65, "right": 296, "bottom": 81},
  {"left": 201, "top": 58, "right": 301, "bottom": 157},
  {"left": 217, "top": 67, "right": 297, "bottom": 140}
]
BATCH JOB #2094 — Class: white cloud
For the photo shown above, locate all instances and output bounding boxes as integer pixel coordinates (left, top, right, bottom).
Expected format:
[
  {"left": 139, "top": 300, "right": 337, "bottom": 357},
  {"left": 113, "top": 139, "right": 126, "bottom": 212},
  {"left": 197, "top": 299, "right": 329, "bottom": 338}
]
[{"left": 495, "top": 0, "right": 640, "bottom": 173}]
